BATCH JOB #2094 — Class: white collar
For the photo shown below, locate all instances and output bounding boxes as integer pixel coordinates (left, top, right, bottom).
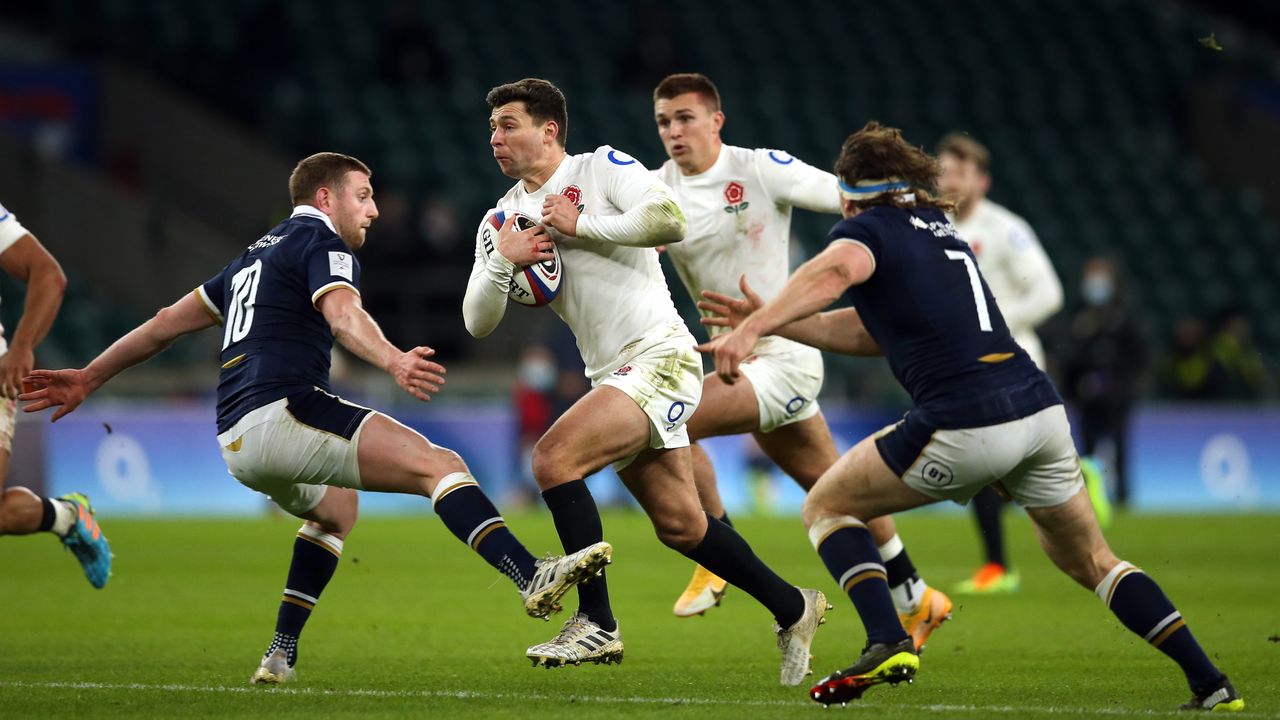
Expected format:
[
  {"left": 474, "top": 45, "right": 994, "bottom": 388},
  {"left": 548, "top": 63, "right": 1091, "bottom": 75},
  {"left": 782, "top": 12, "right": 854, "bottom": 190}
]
[{"left": 291, "top": 205, "right": 338, "bottom": 234}]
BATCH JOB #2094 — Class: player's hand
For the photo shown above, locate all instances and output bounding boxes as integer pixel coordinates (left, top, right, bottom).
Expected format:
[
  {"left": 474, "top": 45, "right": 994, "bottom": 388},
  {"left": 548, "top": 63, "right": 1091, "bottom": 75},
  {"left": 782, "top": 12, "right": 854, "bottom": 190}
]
[
  {"left": 19, "top": 368, "right": 90, "bottom": 422},
  {"left": 497, "top": 215, "right": 554, "bottom": 266},
  {"left": 697, "top": 274, "right": 764, "bottom": 331},
  {"left": 388, "top": 346, "right": 447, "bottom": 402},
  {"left": 695, "top": 325, "right": 760, "bottom": 385},
  {"left": 540, "top": 194, "right": 580, "bottom": 237},
  {"left": 0, "top": 344, "right": 34, "bottom": 398}
]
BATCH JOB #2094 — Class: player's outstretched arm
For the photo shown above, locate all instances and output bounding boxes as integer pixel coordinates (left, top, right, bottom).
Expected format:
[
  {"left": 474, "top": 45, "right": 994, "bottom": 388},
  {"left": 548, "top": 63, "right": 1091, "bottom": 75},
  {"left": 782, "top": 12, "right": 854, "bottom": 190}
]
[
  {"left": 0, "top": 232, "right": 66, "bottom": 398},
  {"left": 19, "top": 291, "right": 217, "bottom": 421},
  {"left": 698, "top": 275, "right": 881, "bottom": 357},
  {"left": 697, "top": 243, "right": 873, "bottom": 383},
  {"left": 318, "top": 286, "right": 445, "bottom": 402}
]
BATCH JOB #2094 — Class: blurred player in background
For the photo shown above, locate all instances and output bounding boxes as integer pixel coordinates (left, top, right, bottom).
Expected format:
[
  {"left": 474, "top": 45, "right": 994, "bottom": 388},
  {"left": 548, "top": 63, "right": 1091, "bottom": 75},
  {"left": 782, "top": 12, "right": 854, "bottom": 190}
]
[
  {"left": 651, "top": 73, "right": 949, "bottom": 649},
  {"left": 468, "top": 78, "right": 826, "bottom": 684},
  {"left": 0, "top": 202, "right": 110, "bottom": 588},
  {"left": 703, "top": 122, "right": 1242, "bottom": 712},
  {"left": 938, "top": 133, "right": 1109, "bottom": 595},
  {"left": 21, "top": 153, "right": 610, "bottom": 685}
]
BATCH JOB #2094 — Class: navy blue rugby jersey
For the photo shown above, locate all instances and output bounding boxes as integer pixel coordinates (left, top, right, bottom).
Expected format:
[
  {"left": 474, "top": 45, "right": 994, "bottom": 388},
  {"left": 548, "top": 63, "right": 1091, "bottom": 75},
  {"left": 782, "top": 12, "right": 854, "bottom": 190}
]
[
  {"left": 829, "top": 205, "right": 1060, "bottom": 428},
  {"left": 196, "top": 206, "right": 361, "bottom": 432}
]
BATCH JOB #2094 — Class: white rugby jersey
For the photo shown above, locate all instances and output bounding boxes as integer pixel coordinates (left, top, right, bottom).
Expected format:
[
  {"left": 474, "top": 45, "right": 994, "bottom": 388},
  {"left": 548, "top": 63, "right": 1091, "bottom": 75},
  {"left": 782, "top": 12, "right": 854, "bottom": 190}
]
[
  {"left": 466, "top": 146, "right": 686, "bottom": 380},
  {"left": 951, "top": 199, "right": 1062, "bottom": 368},
  {"left": 0, "top": 202, "right": 34, "bottom": 338},
  {"left": 656, "top": 146, "right": 840, "bottom": 351}
]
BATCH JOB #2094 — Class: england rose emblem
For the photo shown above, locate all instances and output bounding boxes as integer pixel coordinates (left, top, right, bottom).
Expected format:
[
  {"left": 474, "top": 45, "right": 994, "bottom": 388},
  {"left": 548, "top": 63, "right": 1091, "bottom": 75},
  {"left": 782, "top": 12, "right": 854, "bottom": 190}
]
[
  {"left": 723, "top": 181, "right": 749, "bottom": 214},
  {"left": 724, "top": 181, "right": 745, "bottom": 205},
  {"left": 562, "top": 184, "right": 583, "bottom": 211}
]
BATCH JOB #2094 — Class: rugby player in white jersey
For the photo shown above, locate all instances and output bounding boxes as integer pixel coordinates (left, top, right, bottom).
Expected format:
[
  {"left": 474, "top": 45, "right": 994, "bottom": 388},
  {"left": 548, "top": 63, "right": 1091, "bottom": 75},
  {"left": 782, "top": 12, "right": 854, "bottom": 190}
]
[
  {"left": 467, "top": 78, "right": 826, "bottom": 683},
  {"left": 651, "top": 73, "right": 949, "bottom": 650},
  {"left": 0, "top": 202, "right": 111, "bottom": 587},
  {"left": 937, "top": 133, "right": 1107, "bottom": 595}
]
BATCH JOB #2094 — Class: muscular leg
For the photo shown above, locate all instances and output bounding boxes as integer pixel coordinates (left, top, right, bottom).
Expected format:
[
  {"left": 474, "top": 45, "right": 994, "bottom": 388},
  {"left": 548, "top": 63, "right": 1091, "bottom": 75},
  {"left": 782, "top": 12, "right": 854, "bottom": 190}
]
[
  {"left": 1026, "top": 489, "right": 1226, "bottom": 692},
  {"left": 620, "top": 445, "right": 805, "bottom": 627},
  {"left": 530, "top": 386, "right": 652, "bottom": 630},
  {"left": 686, "top": 373, "right": 759, "bottom": 520},
  {"left": 802, "top": 435, "right": 936, "bottom": 646},
  {"left": 0, "top": 449, "right": 61, "bottom": 535}
]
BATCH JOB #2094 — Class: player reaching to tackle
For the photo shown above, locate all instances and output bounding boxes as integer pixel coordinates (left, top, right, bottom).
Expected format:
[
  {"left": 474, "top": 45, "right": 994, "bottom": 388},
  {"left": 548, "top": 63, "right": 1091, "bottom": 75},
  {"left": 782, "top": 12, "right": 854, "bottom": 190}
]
[
  {"left": 0, "top": 201, "right": 110, "bottom": 588},
  {"left": 20, "top": 153, "right": 610, "bottom": 685},
  {"left": 701, "top": 123, "right": 1243, "bottom": 711},
  {"left": 651, "top": 73, "right": 950, "bottom": 650},
  {"left": 467, "top": 78, "right": 826, "bottom": 684}
]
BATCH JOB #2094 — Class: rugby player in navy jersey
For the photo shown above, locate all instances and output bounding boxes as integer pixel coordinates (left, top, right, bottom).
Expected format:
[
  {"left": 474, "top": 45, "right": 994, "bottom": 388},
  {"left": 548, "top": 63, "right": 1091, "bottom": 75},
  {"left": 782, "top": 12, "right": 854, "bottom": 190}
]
[
  {"left": 19, "top": 152, "right": 611, "bottom": 686},
  {"left": 699, "top": 124, "right": 1243, "bottom": 711}
]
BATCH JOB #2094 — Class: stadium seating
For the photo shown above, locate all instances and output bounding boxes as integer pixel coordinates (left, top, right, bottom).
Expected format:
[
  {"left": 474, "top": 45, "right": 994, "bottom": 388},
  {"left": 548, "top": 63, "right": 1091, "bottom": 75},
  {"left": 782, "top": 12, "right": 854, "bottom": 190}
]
[{"left": 9, "top": 0, "right": 1278, "bottom": 392}]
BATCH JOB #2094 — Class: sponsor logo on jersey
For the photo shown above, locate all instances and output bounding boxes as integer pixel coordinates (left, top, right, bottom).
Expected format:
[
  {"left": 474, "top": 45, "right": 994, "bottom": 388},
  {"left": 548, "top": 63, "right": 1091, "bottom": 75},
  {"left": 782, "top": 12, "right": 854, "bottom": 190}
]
[
  {"left": 607, "top": 149, "right": 637, "bottom": 166},
  {"left": 612, "top": 365, "right": 632, "bottom": 376},
  {"left": 767, "top": 150, "right": 794, "bottom": 165},
  {"left": 249, "top": 234, "right": 286, "bottom": 251},
  {"left": 665, "top": 400, "right": 686, "bottom": 430},
  {"left": 910, "top": 214, "right": 961, "bottom": 239},
  {"left": 723, "top": 181, "right": 749, "bottom": 214},
  {"left": 921, "top": 461, "right": 954, "bottom": 488},
  {"left": 562, "top": 184, "right": 585, "bottom": 213},
  {"left": 328, "top": 251, "right": 353, "bottom": 281}
]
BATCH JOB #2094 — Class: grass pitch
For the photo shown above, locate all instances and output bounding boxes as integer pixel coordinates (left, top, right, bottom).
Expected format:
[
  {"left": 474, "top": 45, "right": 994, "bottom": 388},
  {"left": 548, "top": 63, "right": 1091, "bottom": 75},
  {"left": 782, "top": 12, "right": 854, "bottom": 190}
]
[{"left": 1, "top": 509, "right": 1276, "bottom": 718}]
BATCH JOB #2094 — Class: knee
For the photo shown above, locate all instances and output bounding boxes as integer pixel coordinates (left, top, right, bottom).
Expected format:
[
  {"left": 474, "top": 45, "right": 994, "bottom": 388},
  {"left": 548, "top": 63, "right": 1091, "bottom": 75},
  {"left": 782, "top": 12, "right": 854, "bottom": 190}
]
[
  {"left": 420, "top": 447, "right": 468, "bottom": 498},
  {"left": 801, "top": 491, "right": 844, "bottom": 530},
  {"left": 652, "top": 510, "right": 707, "bottom": 552},
  {"left": 531, "top": 436, "right": 578, "bottom": 490},
  {"left": 1059, "top": 549, "right": 1120, "bottom": 590}
]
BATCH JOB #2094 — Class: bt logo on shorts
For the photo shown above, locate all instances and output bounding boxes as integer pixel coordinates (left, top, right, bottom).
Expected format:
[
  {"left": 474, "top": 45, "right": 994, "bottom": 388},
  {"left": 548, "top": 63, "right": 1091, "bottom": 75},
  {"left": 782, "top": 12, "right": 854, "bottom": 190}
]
[
  {"left": 785, "top": 396, "right": 808, "bottom": 416},
  {"left": 665, "top": 401, "right": 686, "bottom": 431},
  {"left": 921, "top": 461, "right": 954, "bottom": 488}
]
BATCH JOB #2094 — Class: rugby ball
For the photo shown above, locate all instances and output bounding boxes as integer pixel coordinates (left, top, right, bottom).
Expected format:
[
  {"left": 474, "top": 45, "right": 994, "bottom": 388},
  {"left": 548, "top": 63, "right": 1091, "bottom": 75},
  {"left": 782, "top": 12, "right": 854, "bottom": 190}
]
[{"left": 477, "top": 209, "right": 563, "bottom": 307}]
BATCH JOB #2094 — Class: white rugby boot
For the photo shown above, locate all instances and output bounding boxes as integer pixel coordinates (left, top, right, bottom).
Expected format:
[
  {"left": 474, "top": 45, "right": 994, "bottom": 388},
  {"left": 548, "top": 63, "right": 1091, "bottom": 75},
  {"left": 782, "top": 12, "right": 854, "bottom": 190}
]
[
  {"left": 776, "top": 588, "right": 831, "bottom": 686},
  {"left": 521, "top": 541, "right": 612, "bottom": 620},
  {"left": 250, "top": 649, "right": 296, "bottom": 685},
  {"left": 526, "top": 612, "right": 623, "bottom": 668}
]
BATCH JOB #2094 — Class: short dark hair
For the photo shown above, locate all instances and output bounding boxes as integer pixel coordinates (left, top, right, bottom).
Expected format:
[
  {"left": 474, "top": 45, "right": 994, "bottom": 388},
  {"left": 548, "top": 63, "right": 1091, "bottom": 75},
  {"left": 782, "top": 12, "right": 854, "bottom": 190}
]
[
  {"left": 289, "top": 152, "right": 372, "bottom": 206},
  {"left": 653, "top": 73, "right": 721, "bottom": 111},
  {"left": 835, "top": 121, "right": 954, "bottom": 213},
  {"left": 937, "top": 132, "right": 991, "bottom": 174},
  {"left": 486, "top": 78, "right": 569, "bottom": 147}
]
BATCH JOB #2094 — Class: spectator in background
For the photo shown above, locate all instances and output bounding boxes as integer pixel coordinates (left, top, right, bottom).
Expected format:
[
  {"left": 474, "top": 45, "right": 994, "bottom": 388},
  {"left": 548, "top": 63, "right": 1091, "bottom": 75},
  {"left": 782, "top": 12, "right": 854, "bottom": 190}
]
[
  {"left": 1207, "top": 307, "right": 1267, "bottom": 401},
  {"left": 1162, "top": 317, "right": 1218, "bottom": 400},
  {"left": 1062, "top": 257, "right": 1146, "bottom": 506},
  {"left": 512, "top": 345, "right": 558, "bottom": 505}
]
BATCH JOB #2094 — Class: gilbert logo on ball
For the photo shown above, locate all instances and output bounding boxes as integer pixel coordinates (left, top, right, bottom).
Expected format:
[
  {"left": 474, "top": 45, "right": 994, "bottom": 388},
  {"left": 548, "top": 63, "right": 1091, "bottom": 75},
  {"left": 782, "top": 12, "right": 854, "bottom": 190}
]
[{"left": 477, "top": 209, "right": 563, "bottom": 307}]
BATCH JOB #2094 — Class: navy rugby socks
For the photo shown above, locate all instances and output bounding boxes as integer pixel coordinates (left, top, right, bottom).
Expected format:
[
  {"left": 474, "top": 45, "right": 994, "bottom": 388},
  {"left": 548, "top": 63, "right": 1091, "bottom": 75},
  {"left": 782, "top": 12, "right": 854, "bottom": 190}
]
[
  {"left": 684, "top": 513, "right": 806, "bottom": 629},
  {"left": 1095, "top": 562, "right": 1222, "bottom": 690},
  {"left": 269, "top": 525, "right": 343, "bottom": 666},
  {"left": 541, "top": 480, "right": 616, "bottom": 631},
  {"left": 810, "top": 517, "right": 910, "bottom": 646},
  {"left": 972, "top": 486, "right": 1008, "bottom": 568},
  {"left": 432, "top": 473, "right": 537, "bottom": 590}
]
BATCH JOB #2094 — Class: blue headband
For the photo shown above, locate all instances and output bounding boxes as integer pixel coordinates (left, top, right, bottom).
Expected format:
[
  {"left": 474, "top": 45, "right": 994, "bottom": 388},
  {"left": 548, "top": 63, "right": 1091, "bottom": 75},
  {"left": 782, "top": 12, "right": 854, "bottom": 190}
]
[{"left": 838, "top": 179, "right": 911, "bottom": 197}]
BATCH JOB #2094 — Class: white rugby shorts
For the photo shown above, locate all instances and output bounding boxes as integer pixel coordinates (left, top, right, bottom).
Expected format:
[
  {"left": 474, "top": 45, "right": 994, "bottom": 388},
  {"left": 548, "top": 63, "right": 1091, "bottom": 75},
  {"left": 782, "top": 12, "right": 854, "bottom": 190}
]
[
  {"left": 217, "top": 391, "right": 375, "bottom": 515},
  {"left": 738, "top": 339, "right": 824, "bottom": 433},
  {"left": 597, "top": 323, "right": 703, "bottom": 471},
  {"left": 878, "top": 403, "right": 1084, "bottom": 508}
]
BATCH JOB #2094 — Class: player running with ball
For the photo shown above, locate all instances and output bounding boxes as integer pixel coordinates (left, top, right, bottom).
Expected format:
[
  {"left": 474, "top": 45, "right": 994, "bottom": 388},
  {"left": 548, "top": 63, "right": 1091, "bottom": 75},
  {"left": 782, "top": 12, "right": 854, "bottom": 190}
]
[{"left": 467, "top": 78, "right": 826, "bottom": 684}]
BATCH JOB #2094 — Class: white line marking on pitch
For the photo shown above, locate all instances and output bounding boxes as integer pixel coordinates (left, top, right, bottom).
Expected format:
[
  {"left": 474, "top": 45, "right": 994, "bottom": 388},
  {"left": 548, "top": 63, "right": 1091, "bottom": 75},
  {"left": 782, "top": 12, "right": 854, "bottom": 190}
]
[{"left": 0, "top": 681, "right": 1272, "bottom": 718}]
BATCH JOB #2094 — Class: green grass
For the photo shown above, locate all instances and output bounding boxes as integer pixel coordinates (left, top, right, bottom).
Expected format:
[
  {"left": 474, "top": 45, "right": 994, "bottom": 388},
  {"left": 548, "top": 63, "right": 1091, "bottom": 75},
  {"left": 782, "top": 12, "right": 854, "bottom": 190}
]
[{"left": 1, "top": 510, "right": 1277, "bottom": 718}]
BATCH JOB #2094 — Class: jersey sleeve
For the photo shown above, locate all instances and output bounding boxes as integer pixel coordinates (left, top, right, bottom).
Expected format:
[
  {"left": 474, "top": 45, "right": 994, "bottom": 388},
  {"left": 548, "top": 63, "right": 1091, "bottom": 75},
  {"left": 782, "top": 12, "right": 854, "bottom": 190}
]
[
  {"left": 196, "top": 269, "right": 227, "bottom": 325},
  {"left": 306, "top": 236, "right": 362, "bottom": 308},
  {"left": 0, "top": 202, "right": 32, "bottom": 256},
  {"left": 575, "top": 146, "right": 685, "bottom": 247},
  {"left": 826, "top": 216, "right": 880, "bottom": 274},
  {"left": 997, "top": 216, "right": 1063, "bottom": 328},
  {"left": 754, "top": 150, "right": 842, "bottom": 214}
]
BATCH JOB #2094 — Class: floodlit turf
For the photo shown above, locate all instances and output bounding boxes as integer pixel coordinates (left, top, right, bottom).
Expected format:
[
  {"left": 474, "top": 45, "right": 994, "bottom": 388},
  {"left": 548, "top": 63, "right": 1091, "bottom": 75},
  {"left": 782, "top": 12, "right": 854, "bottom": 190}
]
[{"left": 1, "top": 509, "right": 1276, "bottom": 718}]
